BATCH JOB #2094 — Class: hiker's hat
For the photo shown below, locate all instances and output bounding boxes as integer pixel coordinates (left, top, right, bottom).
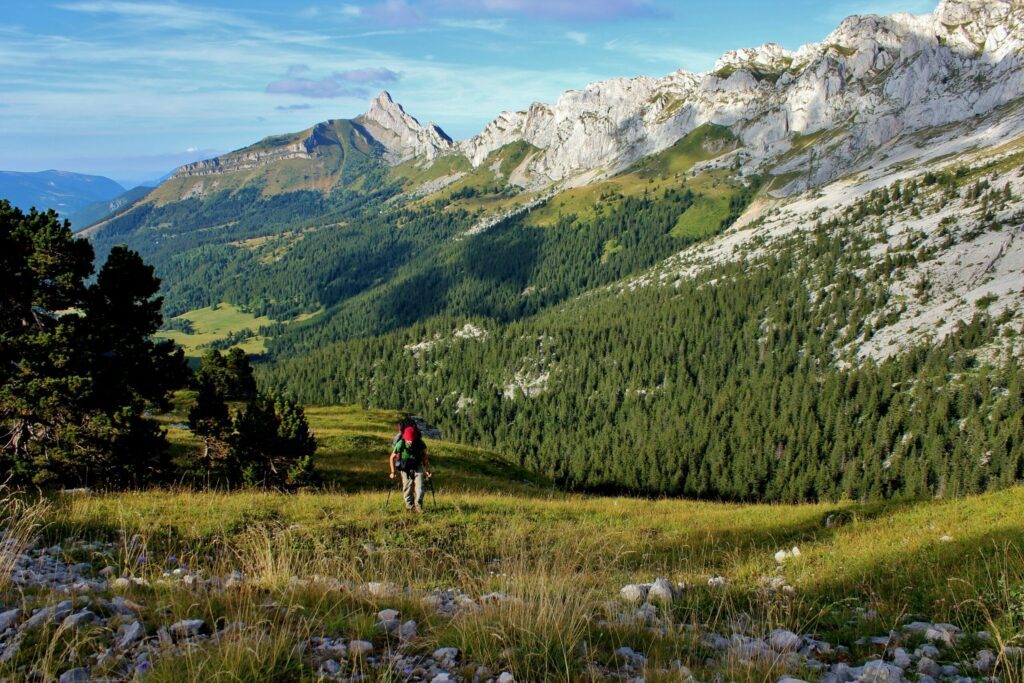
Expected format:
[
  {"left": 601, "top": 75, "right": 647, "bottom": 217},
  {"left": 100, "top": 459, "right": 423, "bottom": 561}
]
[{"left": 402, "top": 426, "right": 416, "bottom": 441}]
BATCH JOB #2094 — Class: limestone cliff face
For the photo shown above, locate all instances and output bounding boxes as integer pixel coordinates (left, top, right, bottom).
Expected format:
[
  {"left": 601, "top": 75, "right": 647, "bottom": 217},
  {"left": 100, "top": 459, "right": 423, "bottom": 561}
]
[
  {"left": 354, "top": 91, "right": 453, "bottom": 164},
  {"left": 171, "top": 0, "right": 1024, "bottom": 196},
  {"left": 455, "top": 0, "right": 1024, "bottom": 193}
]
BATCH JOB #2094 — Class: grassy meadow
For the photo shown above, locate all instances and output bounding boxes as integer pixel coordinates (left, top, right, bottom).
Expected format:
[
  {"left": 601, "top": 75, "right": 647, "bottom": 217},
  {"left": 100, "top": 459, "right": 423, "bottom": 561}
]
[{"left": 5, "top": 403, "right": 1024, "bottom": 681}]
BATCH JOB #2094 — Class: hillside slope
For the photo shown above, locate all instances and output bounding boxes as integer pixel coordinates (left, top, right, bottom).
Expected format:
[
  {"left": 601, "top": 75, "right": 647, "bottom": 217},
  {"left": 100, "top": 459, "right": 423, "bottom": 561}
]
[{"left": 0, "top": 169, "right": 124, "bottom": 217}]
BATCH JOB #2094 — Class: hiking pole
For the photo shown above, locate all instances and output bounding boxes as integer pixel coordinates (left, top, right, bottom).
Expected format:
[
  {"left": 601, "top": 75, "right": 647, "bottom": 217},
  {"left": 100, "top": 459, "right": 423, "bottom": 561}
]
[
  {"left": 427, "top": 474, "right": 437, "bottom": 507},
  {"left": 384, "top": 474, "right": 395, "bottom": 511}
]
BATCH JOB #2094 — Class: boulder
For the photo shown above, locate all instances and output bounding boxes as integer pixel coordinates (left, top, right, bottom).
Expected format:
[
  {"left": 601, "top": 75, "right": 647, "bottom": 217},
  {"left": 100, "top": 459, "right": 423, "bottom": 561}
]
[
  {"left": 58, "top": 668, "right": 90, "bottom": 683},
  {"left": 917, "top": 656, "right": 941, "bottom": 678},
  {"left": 61, "top": 610, "right": 96, "bottom": 630},
  {"left": 648, "top": 578, "right": 674, "bottom": 603},
  {"left": 117, "top": 621, "right": 144, "bottom": 650},
  {"left": 856, "top": 660, "right": 903, "bottom": 683},
  {"left": 620, "top": 584, "right": 649, "bottom": 603},
  {"left": 770, "top": 628, "right": 803, "bottom": 652},
  {"left": 0, "top": 609, "right": 19, "bottom": 631},
  {"left": 433, "top": 646, "right": 460, "bottom": 663},
  {"left": 169, "top": 619, "right": 205, "bottom": 639}
]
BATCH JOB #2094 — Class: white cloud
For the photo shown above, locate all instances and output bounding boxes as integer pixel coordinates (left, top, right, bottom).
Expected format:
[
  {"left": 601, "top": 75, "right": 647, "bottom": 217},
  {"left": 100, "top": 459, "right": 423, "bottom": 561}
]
[
  {"left": 566, "top": 31, "right": 588, "bottom": 46},
  {"left": 340, "top": 4, "right": 362, "bottom": 17},
  {"left": 603, "top": 39, "right": 718, "bottom": 72},
  {"left": 438, "top": 18, "right": 508, "bottom": 33}
]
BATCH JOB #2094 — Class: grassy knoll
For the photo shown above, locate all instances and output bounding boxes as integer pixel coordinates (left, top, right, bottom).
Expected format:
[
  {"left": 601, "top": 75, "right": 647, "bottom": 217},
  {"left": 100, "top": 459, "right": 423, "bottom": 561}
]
[
  {"left": 5, "top": 405, "right": 1024, "bottom": 681},
  {"left": 156, "top": 303, "right": 276, "bottom": 357}
]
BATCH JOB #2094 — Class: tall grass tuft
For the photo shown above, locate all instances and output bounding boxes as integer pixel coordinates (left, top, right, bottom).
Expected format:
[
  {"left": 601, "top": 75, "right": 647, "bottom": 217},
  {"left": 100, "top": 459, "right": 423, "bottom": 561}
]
[{"left": 0, "top": 484, "right": 49, "bottom": 588}]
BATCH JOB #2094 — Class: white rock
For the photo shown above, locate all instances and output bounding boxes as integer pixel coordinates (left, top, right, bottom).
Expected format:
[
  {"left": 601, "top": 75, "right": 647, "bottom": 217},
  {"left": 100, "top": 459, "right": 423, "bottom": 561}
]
[
  {"left": 770, "top": 628, "right": 803, "bottom": 652},
  {"left": 648, "top": 578, "right": 675, "bottom": 603},
  {"left": 377, "top": 608, "right": 400, "bottom": 621},
  {"left": 497, "top": 673, "right": 516, "bottom": 683},
  {"left": 349, "top": 640, "right": 373, "bottom": 656},
  {"left": 620, "top": 584, "right": 649, "bottom": 603},
  {"left": 432, "top": 646, "right": 460, "bottom": 662}
]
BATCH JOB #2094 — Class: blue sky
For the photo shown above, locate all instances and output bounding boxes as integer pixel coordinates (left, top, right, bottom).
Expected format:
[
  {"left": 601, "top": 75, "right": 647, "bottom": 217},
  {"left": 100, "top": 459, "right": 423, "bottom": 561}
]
[{"left": 1, "top": 0, "right": 935, "bottom": 186}]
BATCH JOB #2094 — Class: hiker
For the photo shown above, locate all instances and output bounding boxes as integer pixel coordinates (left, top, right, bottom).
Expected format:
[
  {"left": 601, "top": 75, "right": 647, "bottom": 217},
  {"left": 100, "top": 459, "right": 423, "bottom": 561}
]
[{"left": 390, "top": 424, "right": 431, "bottom": 512}]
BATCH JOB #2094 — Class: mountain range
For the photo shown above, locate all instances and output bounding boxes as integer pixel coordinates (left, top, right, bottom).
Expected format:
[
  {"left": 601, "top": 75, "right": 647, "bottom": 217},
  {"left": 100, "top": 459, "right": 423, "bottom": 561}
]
[
  {"left": 0, "top": 170, "right": 125, "bottom": 220},
  {"left": 78, "top": 0, "right": 1024, "bottom": 500}
]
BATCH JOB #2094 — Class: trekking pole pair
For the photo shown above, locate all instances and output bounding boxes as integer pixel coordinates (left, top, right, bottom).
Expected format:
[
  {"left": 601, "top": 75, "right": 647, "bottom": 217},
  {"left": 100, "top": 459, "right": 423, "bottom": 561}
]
[{"left": 383, "top": 472, "right": 437, "bottom": 509}]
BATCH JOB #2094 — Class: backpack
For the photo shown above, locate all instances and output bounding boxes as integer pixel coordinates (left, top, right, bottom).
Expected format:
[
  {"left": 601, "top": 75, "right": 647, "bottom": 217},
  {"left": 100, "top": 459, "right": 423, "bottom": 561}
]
[{"left": 393, "top": 438, "right": 424, "bottom": 473}]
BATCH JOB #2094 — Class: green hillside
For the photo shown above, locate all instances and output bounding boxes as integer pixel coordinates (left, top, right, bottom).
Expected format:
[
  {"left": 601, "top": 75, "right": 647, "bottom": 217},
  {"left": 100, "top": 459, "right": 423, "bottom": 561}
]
[{"left": 6, "top": 405, "right": 1023, "bottom": 680}]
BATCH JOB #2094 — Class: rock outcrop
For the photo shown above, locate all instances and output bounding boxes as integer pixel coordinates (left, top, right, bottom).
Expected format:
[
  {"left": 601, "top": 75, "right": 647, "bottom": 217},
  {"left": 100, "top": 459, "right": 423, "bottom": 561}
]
[
  {"left": 355, "top": 91, "right": 453, "bottom": 164},
  {"left": 454, "top": 0, "right": 1024, "bottom": 193}
]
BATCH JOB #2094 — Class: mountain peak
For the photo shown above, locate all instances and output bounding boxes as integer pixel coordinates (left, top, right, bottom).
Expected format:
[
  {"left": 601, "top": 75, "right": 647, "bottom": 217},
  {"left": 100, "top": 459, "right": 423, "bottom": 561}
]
[{"left": 358, "top": 91, "right": 452, "bottom": 164}]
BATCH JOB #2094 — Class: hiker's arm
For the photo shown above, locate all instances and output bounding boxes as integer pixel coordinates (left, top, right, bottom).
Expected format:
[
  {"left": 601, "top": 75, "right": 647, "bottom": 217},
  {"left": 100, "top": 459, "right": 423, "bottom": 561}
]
[{"left": 389, "top": 452, "right": 397, "bottom": 479}]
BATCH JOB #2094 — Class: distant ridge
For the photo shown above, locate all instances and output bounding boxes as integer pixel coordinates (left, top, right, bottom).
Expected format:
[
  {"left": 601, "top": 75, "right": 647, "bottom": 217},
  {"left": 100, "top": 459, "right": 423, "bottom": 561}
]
[{"left": 0, "top": 170, "right": 125, "bottom": 217}]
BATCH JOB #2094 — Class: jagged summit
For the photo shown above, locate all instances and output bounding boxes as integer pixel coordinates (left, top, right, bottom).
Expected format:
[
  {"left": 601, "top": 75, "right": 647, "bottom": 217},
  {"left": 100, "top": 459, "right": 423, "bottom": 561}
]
[{"left": 356, "top": 90, "right": 453, "bottom": 164}]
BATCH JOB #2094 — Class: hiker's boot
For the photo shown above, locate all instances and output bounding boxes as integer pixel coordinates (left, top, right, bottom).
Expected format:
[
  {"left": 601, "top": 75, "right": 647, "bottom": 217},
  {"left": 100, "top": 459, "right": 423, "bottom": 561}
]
[{"left": 414, "top": 506, "right": 423, "bottom": 513}]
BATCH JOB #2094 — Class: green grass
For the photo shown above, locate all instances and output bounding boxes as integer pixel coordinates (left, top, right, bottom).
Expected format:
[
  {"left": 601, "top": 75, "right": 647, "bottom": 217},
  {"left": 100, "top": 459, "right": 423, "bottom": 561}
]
[
  {"left": 7, "top": 404, "right": 1024, "bottom": 681},
  {"left": 629, "top": 124, "right": 737, "bottom": 179},
  {"left": 156, "top": 303, "right": 276, "bottom": 357},
  {"left": 672, "top": 195, "right": 730, "bottom": 238}
]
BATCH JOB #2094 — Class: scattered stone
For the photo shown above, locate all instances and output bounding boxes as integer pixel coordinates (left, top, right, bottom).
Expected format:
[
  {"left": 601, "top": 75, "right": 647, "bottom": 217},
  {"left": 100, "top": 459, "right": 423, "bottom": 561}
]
[
  {"left": 917, "top": 656, "right": 941, "bottom": 678},
  {"left": 497, "top": 674, "right": 515, "bottom": 683},
  {"left": 856, "top": 660, "right": 903, "bottom": 683},
  {"left": 58, "top": 668, "right": 90, "bottom": 683},
  {"left": 431, "top": 674, "right": 452, "bottom": 683},
  {"left": 169, "top": 619, "right": 205, "bottom": 639},
  {"left": 61, "top": 609, "right": 96, "bottom": 630},
  {"left": 975, "top": 649, "right": 996, "bottom": 673},
  {"left": 648, "top": 578, "right": 674, "bottom": 603},
  {"left": 708, "top": 576, "right": 728, "bottom": 588},
  {"left": 433, "top": 646, "right": 460, "bottom": 663},
  {"left": 322, "top": 659, "right": 341, "bottom": 675},
  {"left": 400, "top": 619, "right": 418, "bottom": 640},
  {"left": 620, "top": 584, "right": 649, "bottom": 603},
  {"left": 377, "top": 608, "right": 400, "bottom": 621},
  {"left": 892, "top": 647, "right": 911, "bottom": 669},
  {"left": 0, "top": 609, "right": 19, "bottom": 631},
  {"left": 116, "top": 620, "right": 144, "bottom": 649},
  {"left": 770, "top": 628, "right": 803, "bottom": 652},
  {"left": 349, "top": 640, "right": 373, "bottom": 657}
]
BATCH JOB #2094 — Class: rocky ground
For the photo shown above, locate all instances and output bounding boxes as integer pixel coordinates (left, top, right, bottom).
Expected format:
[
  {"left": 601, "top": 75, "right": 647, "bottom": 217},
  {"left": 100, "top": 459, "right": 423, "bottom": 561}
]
[{"left": 1, "top": 535, "right": 1020, "bottom": 682}]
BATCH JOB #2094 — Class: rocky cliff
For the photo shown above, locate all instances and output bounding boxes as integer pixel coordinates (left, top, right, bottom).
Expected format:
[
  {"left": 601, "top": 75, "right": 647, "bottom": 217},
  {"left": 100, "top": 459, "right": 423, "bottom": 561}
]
[{"left": 455, "top": 0, "right": 1024, "bottom": 193}]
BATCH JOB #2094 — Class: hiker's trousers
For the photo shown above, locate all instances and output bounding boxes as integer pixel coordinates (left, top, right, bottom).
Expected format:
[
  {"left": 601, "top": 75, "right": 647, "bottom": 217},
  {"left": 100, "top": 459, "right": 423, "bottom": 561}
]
[{"left": 400, "top": 468, "right": 425, "bottom": 509}]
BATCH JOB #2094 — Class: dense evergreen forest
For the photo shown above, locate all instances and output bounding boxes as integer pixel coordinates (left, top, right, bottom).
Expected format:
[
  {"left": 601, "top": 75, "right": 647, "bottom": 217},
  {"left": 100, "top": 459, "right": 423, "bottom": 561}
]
[
  {"left": 84, "top": 145, "right": 1024, "bottom": 502},
  {"left": 261, "top": 214, "right": 1024, "bottom": 502}
]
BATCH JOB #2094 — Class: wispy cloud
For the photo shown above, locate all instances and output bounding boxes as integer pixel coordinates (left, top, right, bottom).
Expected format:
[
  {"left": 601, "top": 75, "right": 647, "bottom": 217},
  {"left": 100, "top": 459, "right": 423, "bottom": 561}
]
[
  {"left": 266, "top": 66, "right": 400, "bottom": 99},
  {"left": 275, "top": 103, "right": 313, "bottom": 111},
  {"left": 603, "top": 39, "right": 718, "bottom": 72},
  {"left": 565, "top": 31, "right": 588, "bottom": 46},
  {"left": 438, "top": 18, "right": 508, "bottom": 32},
  {"left": 334, "top": 67, "right": 401, "bottom": 83},
  {"left": 464, "top": 0, "right": 666, "bottom": 21}
]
